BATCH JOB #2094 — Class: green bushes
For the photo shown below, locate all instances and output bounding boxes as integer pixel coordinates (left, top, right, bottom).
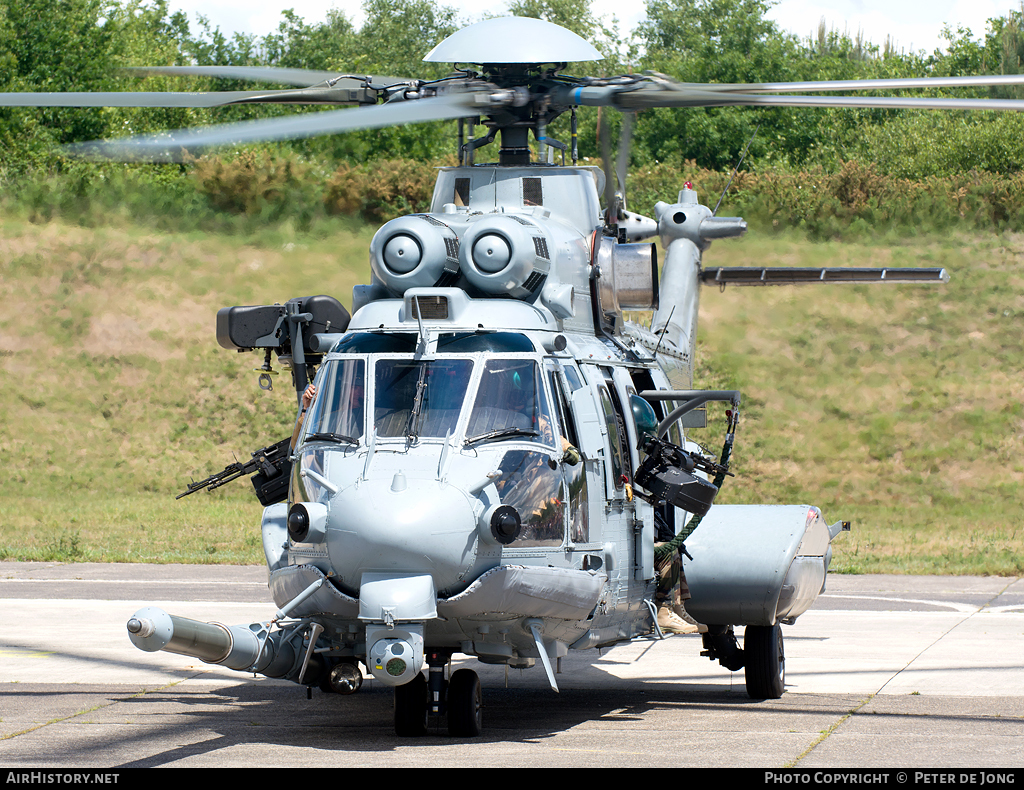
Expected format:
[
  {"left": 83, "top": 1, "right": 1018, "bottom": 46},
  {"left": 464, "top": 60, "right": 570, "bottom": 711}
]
[
  {"left": 184, "top": 151, "right": 1024, "bottom": 236},
  {"left": 192, "top": 149, "right": 327, "bottom": 225},
  {"left": 668, "top": 160, "right": 1024, "bottom": 237},
  {"left": 615, "top": 157, "right": 1024, "bottom": 237},
  {"left": 182, "top": 151, "right": 445, "bottom": 226},
  {"left": 9, "top": 152, "right": 1024, "bottom": 237},
  {"left": 322, "top": 157, "right": 447, "bottom": 222}
]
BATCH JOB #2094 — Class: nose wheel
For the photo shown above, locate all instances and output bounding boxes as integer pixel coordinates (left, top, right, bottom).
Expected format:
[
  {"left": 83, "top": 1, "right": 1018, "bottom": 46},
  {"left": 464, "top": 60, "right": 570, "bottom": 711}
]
[
  {"left": 393, "top": 667, "right": 483, "bottom": 737},
  {"left": 446, "top": 668, "right": 483, "bottom": 737},
  {"left": 394, "top": 672, "right": 428, "bottom": 736},
  {"left": 744, "top": 624, "right": 785, "bottom": 699}
]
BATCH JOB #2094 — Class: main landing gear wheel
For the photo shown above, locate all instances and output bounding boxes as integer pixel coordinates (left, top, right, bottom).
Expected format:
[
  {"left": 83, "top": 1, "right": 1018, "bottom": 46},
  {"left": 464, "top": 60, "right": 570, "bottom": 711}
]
[
  {"left": 394, "top": 672, "right": 428, "bottom": 736},
  {"left": 744, "top": 624, "right": 785, "bottom": 699},
  {"left": 446, "top": 668, "right": 482, "bottom": 737}
]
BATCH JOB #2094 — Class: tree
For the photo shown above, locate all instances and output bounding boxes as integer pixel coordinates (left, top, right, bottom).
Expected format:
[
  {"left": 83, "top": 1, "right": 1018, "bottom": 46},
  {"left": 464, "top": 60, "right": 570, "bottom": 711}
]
[
  {"left": 0, "top": 0, "right": 116, "bottom": 164},
  {"left": 629, "top": 0, "right": 804, "bottom": 169}
]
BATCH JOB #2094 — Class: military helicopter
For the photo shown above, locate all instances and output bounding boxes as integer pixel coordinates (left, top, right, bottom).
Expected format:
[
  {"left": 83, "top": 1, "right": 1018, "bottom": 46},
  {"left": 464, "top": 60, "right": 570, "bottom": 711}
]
[{"left": 8, "top": 15, "right": 1024, "bottom": 737}]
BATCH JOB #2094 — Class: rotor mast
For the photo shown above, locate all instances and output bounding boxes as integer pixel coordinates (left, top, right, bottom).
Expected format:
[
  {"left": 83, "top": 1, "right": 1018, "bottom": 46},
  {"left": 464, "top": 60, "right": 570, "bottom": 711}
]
[{"left": 468, "top": 63, "right": 573, "bottom": 166}]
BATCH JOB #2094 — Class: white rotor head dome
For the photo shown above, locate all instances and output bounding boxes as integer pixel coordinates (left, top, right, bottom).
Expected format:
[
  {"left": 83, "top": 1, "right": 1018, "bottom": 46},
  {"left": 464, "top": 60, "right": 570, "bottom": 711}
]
[{"left": 423, "top": 17, "right": 602, "bottom": 64}]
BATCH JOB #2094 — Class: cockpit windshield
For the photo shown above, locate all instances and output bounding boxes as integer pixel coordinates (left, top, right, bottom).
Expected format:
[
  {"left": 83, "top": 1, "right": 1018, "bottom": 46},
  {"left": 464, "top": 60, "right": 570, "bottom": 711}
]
[
  {"left": 303, "top": 350, "right": 556, "bottom": 448},
  {"left": 374, "top": 358, "right": 473, "bottom": 439},
  {"left": 465, "top": 359, "right": 556, "bottom": 448}
]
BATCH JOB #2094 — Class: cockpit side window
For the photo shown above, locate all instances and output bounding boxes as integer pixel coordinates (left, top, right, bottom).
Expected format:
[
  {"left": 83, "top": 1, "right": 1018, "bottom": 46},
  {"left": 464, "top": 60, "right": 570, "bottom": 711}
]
[
  {"left": 598, "top": 385, "right": 625, "bottom": 489},
  {"left": 303, "top": 359, "right": 365, "bottom": 441},
  {"left": 548, "top": 370, "right": 579, "bottom": 449}
]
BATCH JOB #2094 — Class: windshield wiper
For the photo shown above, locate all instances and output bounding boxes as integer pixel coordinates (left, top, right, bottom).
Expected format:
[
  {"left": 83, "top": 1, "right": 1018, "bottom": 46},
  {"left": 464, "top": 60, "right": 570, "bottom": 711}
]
[
  {"left": 463, "top": 427, "right": 539, "bottom": 448},
  {"left": 404, "top": 362, "right": 429, "bottom": 441},
  {"left": 305, "top": 432, "right": 359, "bottom": 446}
]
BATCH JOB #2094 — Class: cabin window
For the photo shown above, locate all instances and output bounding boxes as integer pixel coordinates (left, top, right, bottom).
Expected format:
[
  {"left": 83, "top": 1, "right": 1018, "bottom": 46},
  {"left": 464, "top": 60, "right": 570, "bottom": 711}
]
[
  {"left": 598, "top": 385, "right": 625, "bottom": 489},
  {"left": 563, "top": 365, "right": 584, "bottom": 392}
]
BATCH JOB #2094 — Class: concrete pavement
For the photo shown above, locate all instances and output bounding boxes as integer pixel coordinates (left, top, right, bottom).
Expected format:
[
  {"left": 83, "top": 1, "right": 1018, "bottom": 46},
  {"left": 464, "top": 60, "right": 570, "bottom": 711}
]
[{"left": 1, "top": 563, "right": 1021, "bottom": 768}]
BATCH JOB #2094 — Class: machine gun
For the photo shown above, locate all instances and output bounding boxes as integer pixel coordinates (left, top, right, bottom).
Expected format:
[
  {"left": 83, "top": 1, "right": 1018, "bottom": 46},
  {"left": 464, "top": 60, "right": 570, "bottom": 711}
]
[
  {"left": 633, "top": 433, "right": 732, "bottom": 518},
  {"left": 177, "top": 437, "right": 292, "bottom": 507}
]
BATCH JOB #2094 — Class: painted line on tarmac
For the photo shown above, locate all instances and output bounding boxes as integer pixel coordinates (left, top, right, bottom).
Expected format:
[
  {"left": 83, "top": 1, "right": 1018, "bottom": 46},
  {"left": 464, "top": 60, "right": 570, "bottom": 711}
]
[{"left": 819, "top": 594, "right": 982, "bottom": 613}]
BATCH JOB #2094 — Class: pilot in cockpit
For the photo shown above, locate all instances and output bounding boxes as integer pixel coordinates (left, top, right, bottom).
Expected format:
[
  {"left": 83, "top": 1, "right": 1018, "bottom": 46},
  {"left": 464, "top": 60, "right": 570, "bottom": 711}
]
[
  {"left": 504, "top": 369, "right": 580, "bottom": 466},
  {"left": 291, "top": 372, "right": 365, "bottom": 446}
]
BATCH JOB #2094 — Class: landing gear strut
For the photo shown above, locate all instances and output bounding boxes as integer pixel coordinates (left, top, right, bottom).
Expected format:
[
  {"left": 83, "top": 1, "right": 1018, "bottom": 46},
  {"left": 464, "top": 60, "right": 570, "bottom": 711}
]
[{"left": 701, "top": 623, "right": 786, "bottom": 699}]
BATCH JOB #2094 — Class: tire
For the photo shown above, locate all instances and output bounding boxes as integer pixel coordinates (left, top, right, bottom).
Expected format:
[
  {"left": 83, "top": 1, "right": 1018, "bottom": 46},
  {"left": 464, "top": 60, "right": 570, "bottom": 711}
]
[
  {"left": 744, "top": 624, "right": 785, "bottom": 699},
  {"left": 447, "top": 669, "right": 483, "bottom": 737},
  {"left": 394, "top": 672, "right": 428, "bottom": 736}
]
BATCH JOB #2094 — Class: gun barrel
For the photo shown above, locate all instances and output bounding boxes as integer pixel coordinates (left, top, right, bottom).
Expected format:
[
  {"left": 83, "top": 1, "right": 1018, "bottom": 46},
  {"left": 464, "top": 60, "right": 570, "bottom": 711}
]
[
  {"left": 176, "top": 437, "right": 292, "bottom": 500},
  {"left": 176, "top": 466, "right": 247, "bottom": 499}
]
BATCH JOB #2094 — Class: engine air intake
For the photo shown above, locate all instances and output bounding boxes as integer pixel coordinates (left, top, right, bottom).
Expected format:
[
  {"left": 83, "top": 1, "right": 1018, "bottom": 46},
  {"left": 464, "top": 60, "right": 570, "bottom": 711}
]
[
  {"left": 370, "top": 215, "right": 460, "bottom": 296},
  {"left": 459, "top": 215, "right": 552, "bottom": 299}
]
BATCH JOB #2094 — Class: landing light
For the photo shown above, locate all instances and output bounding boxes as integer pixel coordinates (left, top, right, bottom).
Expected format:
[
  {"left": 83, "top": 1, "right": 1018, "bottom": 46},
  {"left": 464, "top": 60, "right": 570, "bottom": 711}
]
[
  {"left": 489, "top": 504, "right": 522, "bottom": 545},
  {"left": 287, "top": 505, "right": 309, "bottom": 542},
  {"left": 287, "top": 502, "right": 328, "bottom": 544}
]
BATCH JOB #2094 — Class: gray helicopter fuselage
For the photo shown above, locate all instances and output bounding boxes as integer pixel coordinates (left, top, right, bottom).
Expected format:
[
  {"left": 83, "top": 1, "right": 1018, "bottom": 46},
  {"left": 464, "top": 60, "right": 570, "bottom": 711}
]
[
  {"left": 267, "top": 300, "right": 662, "bottom": 666},
  {"left": 253, "top": 165, "right": 835, "bottom": 682},
  {"left": 259, "top": 165, "right": 668, "bottom": 675}
]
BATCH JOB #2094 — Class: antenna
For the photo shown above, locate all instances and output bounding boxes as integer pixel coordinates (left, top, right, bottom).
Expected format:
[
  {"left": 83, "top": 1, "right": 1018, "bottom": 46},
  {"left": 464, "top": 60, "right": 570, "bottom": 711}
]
[
  {"left": 652, "top": 305, "right": 675, "bottom": 358},
  {"left": 713, "top": 122, "right": 761, "bottom": 216}
]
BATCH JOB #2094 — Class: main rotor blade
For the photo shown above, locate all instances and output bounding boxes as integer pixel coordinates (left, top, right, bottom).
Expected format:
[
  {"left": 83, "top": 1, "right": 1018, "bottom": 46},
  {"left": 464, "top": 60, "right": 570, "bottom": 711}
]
[
  {"left": 563, "top": 74, "right": 1024, "bottom": 112},
  {"left": 63, "top": 90, "right": 499, "bottom": 162},
  {"left": 126, "top": 66, "right": 412, "bottom": 89},
  {"left": 673, "top": 74, "right": 1024, "bottom": 94},
  {"left": 567, "top": 83, "right": 1024, "bottom": 112},
  {"left": 0, "top": 85, "right": 376, "bottom": 108},
  {"left": 619, "top": 91, "right": 1024, "bottom": 112}
]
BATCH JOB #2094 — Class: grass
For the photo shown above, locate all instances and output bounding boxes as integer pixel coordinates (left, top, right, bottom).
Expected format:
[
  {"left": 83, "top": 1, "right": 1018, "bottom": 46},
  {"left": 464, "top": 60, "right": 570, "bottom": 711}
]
[
  {"left": 0, "top": 215, "right": 373, "bottom": 563},
  {"left": 0, "top": 213, "right": 1020, "bottom": 573}
]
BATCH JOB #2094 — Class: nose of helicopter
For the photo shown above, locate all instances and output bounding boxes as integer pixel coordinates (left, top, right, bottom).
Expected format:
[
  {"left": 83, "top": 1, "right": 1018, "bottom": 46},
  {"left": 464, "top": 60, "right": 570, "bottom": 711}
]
[{"left": 326, "top": 474, "right": 481, "bottom": 594}]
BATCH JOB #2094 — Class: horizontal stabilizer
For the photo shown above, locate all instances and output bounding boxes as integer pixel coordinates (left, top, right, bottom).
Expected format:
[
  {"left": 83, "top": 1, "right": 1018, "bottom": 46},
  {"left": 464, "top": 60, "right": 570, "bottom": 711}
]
[{"left": 701, "top": 267, "right": 949, "bottom": 286}]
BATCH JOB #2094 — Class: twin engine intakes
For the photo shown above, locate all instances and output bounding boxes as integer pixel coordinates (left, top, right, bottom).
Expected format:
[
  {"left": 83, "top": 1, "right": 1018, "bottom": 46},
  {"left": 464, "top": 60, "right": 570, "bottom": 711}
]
[{"left": 370, "top": 214, "right": 553, "bottom": 301}]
